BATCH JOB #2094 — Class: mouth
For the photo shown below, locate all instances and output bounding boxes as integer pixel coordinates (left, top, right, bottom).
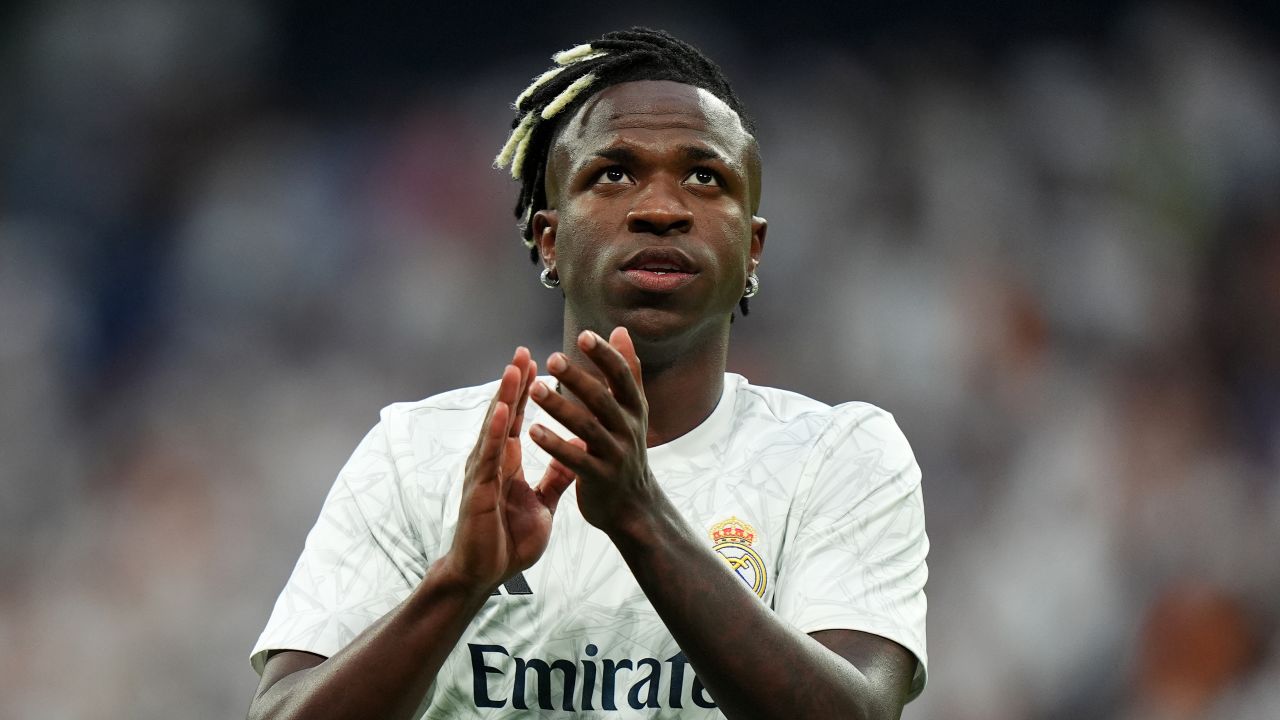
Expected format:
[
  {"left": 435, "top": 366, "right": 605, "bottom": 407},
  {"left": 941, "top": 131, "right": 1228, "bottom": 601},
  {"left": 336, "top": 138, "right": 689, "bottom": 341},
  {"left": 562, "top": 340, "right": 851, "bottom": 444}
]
[
  {"left": 620, "top": 247, "right": 699, "bottom": 274},
  {"left": 619, "top": 248, "right": 699, "bottom": 293}
]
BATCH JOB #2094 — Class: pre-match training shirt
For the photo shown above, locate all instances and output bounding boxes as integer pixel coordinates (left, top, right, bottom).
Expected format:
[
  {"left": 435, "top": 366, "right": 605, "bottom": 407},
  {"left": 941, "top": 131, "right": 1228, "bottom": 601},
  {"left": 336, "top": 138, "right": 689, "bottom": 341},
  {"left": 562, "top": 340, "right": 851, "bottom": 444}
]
[{"left": 251, "top": 373, "right": 929, "bottom": 718}]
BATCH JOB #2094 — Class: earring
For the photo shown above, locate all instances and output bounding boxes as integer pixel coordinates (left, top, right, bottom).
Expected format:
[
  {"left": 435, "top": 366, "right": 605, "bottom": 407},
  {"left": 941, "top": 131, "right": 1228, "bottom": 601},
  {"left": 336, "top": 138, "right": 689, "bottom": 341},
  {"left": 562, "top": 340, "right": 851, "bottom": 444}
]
[
  {"left": 743, "top": 273, "right": 759, "bottom": 298},
  {"left": 540, "top": 267, "right": 561, "bottom": 289}
]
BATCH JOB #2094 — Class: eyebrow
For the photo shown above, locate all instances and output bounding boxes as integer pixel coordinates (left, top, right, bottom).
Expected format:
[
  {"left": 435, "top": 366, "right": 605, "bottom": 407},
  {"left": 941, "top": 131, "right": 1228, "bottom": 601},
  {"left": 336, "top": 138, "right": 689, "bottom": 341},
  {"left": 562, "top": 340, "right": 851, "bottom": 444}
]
[{"left": 592, "top": 144, "right": 725, "bottom": 164}]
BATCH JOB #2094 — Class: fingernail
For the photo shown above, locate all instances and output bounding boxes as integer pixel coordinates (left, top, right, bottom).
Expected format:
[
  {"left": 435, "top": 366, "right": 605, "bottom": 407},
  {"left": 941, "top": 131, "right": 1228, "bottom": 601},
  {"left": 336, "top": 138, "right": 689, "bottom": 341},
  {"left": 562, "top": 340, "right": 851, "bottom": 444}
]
[
  {"left": 548, "top": 353, "right": 566, "bottom": 372},
  {"left": 530, "top": 425, "right": 543, "bottom": 438},
  {"left": 530, "top": 382, "right": 548, "bottom": 399},
  {"left": 580, "top": 331, "right": 597, "bottom": 349}
]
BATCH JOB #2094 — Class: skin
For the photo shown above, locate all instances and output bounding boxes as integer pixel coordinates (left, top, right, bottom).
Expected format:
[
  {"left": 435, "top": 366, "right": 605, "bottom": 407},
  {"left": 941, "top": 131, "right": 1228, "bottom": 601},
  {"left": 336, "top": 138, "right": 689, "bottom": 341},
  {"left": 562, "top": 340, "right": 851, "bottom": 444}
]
[
  {"left": 249, "top": 80, "right": 916, "bottom": 720},
  {"left": 534, "top": 80, "right": 764, "bottom": 447}
]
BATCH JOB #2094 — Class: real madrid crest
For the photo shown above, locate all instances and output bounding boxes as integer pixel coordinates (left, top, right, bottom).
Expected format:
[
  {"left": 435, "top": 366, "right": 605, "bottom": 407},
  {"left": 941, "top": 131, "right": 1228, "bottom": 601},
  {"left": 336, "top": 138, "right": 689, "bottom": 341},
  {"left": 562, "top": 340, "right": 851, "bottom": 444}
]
[{"left": 709, "top": 516, "right": 767, "bottom": 598}]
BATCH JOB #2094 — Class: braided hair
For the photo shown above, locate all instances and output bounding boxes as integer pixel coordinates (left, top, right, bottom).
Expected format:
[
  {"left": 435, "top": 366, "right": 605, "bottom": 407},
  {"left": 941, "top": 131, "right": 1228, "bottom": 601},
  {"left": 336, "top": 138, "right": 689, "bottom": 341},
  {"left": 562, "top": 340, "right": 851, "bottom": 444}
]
[{"left": 494, "top": 28, "right": 759, "bottom": 316}]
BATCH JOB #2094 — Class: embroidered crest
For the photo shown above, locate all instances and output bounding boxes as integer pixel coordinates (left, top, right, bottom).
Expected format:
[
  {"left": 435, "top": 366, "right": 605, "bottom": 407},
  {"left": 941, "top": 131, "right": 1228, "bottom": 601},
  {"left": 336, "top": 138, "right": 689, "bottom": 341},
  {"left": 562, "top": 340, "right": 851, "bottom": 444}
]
[{"left": 710, "top": 516, "right": 767, "bottom": 598}]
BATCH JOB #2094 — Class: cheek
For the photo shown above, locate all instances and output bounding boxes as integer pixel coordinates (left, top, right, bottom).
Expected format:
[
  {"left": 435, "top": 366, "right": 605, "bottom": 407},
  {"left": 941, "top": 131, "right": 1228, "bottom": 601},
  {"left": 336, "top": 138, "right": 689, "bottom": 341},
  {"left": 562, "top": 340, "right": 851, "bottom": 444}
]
[
  {"left": 715, "top": 216, "right": 753, "bottom": 267},
  {"left": 554, "top": 211, "right": 612, "bottom": 285},
  {"left": 723, "top": 217, "right": 748, "bottom": 249},
  {"left": 720, "top": 217, "right": 757, "bottom": 294}
]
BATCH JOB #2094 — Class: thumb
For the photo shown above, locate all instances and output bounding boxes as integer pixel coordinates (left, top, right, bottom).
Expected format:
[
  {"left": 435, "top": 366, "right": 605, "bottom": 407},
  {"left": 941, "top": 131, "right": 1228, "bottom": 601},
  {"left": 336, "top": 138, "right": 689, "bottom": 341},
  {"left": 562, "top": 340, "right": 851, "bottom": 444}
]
[{"left": 534, "top": 438, "right": 587, "bottom": 514}]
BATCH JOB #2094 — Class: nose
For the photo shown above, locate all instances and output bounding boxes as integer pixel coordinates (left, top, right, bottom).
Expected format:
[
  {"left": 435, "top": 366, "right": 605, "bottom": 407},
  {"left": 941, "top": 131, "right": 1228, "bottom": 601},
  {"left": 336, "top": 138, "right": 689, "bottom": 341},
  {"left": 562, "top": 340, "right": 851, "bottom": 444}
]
[{"left": 626, "top": 182, "right": 693, "bottom": 235}]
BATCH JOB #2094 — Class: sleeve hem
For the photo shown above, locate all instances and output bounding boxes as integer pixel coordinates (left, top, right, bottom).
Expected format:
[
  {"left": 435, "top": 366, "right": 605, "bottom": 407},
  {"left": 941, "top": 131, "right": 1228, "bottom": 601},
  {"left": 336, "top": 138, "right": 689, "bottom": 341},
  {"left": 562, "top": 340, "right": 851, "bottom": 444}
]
[
  {"left": 249, "top": 642, "right": 336, "bottom": 676},
  {"left": 799, "top": 620, "right": 929, "bottom": 703}
]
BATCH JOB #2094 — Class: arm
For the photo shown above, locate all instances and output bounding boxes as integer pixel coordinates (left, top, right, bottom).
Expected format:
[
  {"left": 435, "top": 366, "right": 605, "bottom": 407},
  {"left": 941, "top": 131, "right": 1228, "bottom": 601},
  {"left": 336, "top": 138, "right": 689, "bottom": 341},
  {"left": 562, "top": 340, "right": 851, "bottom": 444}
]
[
  {"left": 248, "top": 561, "right": 491, "bottom": 720},
  {"left": 248, "top": 348, "right": 582, "bottom": 720},
  {"left": 530, "top": 328, "right": 921, "bottom": 720},
  {"left": 608, "top": 491, "right": 916, "bottom": 720}
]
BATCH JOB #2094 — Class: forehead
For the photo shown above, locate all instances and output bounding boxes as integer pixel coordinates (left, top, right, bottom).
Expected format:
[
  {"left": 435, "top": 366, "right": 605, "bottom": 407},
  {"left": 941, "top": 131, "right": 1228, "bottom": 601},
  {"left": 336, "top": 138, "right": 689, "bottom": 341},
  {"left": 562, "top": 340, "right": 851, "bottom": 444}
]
[{"left": 553, "top": 80, "right": 753, "bottom": 165}]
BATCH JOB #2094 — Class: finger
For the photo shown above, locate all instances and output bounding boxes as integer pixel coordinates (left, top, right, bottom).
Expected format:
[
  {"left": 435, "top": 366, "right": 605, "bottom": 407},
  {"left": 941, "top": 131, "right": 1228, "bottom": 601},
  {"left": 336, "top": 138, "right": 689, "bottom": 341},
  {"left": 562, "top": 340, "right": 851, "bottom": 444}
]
[
  {"left": 470, "top": 362, "right": 522, "bottom": 464},
  {"left": 510, "top": 353, "right": 537, "bottom": 438},
  {"left": 496, "top": 363, "right": 523, "bottom": 435},
  {"left": 530, "top": 424, "right": 597, "bottom": 478},
  {"left": 479, "top": 359, "right": 511, "bottom": 427},
  {"left": 499, "top": 435, "right": 524, "bottom": 479},
  {"left": 533, "top": 438, "right": 586, "bottom": 514},
  {"left": 546, "top": 350, "right": 630, "bottom": 433},
  {"left": 530, "top": 376, "right": 621, "bottom": 457},
  {"left": 511, "top": 345, "right": 533, "bottom": 387},
  {"left": 608, "top": 326, "right": 643, "bottom": 389},
  {"left": 472, "top": 400, "right": 510, "bottom": 484},
  {"left": 579, "top": 329, "right": 644, "bottom": 412}
]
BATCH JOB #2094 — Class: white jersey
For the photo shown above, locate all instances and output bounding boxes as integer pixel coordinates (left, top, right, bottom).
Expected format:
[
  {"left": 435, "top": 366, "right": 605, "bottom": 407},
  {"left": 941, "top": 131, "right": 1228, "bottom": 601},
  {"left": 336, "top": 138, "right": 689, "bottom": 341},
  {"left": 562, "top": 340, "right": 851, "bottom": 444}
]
[{"left": 251, "top": 373, "right": 929, "bottom": 717}]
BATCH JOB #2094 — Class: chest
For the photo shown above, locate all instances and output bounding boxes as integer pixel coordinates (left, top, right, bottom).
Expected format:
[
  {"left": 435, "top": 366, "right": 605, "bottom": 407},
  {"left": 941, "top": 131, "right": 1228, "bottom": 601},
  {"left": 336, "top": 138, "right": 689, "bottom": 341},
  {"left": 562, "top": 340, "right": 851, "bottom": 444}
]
[
  {"left": 426, "top": 438, "right": 794, "bottom": 623},
  {"left": 411, "top": 432, "right": 808, "bottom": 717}
]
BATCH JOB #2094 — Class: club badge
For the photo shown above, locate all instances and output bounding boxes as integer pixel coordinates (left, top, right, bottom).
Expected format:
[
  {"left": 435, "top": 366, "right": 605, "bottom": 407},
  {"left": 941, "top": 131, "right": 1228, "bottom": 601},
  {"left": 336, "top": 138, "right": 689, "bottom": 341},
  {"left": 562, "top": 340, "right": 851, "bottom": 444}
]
[{"left": 710, "top": 516, "right": 767, "bottom": 598}]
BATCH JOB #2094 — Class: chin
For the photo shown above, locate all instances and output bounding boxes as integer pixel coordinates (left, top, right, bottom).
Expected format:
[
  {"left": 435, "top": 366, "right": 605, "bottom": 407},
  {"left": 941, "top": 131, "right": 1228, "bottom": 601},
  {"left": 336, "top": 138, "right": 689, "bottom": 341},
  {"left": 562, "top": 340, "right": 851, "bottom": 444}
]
[{"left": 608, "top": 304, "right": 728, "bottom": 345}]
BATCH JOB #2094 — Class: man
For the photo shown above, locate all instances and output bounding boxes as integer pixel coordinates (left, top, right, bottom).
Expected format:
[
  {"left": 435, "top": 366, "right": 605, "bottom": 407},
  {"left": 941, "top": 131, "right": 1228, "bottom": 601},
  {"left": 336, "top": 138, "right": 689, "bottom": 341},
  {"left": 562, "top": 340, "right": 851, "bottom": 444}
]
[{"left": 248, "top": 28, "right": 927, "bottom": 719}]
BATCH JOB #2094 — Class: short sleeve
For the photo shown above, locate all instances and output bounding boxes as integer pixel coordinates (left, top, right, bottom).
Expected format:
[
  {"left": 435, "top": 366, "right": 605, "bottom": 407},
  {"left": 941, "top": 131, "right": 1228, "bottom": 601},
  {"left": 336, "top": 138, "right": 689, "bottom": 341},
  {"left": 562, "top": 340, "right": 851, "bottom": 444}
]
[
  {"left": 773, "top": 406, "right": 930, "bottom": 701},
  {"left": 250, "top": 420, "right": 426, "bottom": 674}
]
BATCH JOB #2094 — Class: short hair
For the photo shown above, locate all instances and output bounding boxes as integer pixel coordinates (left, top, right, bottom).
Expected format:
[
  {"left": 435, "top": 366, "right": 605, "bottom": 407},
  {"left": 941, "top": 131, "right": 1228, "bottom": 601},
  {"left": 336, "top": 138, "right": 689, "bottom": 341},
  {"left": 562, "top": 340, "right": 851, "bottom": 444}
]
[{"left": 494, "top": 28, "right": 758, "bottom": 315}]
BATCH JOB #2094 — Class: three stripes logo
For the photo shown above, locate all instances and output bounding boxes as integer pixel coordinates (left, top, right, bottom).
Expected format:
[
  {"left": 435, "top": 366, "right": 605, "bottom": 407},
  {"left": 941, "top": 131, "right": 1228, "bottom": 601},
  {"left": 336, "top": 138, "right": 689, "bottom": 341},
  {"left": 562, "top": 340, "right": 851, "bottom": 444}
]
[{"left": 490, "top": 573, "right": 533, "bottom": 596}]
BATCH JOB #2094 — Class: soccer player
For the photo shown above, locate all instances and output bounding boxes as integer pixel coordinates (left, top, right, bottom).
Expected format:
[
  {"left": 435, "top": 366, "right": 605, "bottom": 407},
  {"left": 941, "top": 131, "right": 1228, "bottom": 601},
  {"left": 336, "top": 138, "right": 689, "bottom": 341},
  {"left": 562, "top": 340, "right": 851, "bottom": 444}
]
[{"left": 248, "top": 28, "right": 928, "bottom": 719}]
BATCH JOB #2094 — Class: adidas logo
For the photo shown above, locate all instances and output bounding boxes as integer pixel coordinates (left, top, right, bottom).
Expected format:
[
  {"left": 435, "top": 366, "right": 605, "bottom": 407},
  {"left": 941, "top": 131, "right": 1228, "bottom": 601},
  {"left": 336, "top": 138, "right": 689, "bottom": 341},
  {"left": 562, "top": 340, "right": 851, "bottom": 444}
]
[{"left": 490, "top": 572, "right": 532, "bottom": 596}]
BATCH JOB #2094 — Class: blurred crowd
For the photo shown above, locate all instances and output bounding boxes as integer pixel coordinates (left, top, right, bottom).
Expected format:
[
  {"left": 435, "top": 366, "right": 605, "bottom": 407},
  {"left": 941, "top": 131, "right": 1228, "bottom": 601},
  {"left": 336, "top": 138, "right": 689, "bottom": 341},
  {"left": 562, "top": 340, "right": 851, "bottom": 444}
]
[{"left": 1, "top": 1, "right": 1277, "bottom": 718}]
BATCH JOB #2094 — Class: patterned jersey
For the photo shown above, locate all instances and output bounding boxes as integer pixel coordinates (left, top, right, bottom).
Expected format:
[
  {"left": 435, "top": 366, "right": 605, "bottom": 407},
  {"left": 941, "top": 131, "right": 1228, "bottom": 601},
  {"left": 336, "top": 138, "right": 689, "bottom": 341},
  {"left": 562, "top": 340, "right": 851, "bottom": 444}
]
[{"left": 251, "top": 373, "right": 929, "bottom": 717}]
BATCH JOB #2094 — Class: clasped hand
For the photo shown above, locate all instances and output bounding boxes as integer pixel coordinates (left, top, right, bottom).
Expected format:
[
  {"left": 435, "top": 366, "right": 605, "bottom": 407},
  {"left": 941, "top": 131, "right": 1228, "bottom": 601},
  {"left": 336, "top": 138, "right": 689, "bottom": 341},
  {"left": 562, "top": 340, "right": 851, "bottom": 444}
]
[
  {"left": 443, "top": 327, "right": 656, "bottom": 593},
  {"left": 528, "top": 326, "right": 657, "bottom": 534}
]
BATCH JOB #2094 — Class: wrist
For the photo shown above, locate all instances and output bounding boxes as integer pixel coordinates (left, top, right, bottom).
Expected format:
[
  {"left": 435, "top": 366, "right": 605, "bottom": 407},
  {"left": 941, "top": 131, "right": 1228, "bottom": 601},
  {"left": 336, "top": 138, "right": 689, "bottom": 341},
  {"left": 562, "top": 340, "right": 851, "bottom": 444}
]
[
  {"left": 423, "top": 556, "right": 500, "bottom": 604},
  {"left": 605, "top": 486, "right": 683, "bottom": 554}
]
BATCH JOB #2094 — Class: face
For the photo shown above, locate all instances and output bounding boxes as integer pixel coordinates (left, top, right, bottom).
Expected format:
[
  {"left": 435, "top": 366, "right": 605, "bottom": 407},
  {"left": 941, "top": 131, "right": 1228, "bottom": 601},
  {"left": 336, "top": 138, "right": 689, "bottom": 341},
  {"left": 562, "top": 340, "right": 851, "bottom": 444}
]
[{"left": 532, "top": 80, "right": 766, "bottom": 348}]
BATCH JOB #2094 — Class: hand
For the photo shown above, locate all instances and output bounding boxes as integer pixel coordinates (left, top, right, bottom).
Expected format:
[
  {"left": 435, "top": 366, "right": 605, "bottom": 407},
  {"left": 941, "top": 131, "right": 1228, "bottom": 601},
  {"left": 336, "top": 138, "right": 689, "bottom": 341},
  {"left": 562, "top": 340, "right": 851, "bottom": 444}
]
[
  {"left": 440, "top": 347, "right": 584, "bottom": 593},
  {"left": 527, "top": 327, "right": 659, "bottom": 535}
]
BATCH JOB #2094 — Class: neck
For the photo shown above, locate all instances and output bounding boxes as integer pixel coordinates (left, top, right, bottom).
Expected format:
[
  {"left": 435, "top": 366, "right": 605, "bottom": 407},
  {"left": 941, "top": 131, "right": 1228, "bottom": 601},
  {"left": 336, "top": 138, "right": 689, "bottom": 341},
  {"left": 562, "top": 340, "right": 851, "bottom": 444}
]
[{"left": 560, "top": 318, "right": 729, "bottom": 448}]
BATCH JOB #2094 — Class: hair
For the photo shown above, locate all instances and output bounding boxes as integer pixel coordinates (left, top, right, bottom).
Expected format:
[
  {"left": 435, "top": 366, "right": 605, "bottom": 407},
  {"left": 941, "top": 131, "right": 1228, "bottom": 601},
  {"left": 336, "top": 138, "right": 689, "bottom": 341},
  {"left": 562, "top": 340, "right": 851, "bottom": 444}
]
[{"left": 494, "top": 27, "right": 758, "bottom": 316}]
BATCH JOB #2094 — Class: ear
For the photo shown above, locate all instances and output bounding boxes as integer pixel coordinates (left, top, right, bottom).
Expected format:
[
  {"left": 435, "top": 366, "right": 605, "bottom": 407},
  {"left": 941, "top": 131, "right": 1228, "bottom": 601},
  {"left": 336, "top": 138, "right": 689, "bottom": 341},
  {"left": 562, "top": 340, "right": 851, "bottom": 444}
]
[
  {"left": 748, "top": 215, "right": 767, "bottom": 274},
  {"left": 533, "top": 209, "right": 559, "bottom": 268}
]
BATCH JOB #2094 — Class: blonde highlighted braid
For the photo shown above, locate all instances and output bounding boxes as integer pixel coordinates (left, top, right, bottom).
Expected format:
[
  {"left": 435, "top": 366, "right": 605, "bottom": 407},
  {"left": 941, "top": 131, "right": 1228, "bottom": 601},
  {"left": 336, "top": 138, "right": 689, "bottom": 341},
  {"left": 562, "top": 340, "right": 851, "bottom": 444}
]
[{"left": 495, "top": 30, "right": 752, "bottom": 237}]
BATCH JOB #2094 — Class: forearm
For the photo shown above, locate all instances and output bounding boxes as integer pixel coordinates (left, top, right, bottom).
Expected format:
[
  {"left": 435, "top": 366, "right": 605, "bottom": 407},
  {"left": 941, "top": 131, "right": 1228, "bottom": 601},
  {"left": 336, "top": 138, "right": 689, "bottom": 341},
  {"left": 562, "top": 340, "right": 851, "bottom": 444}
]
[
  {"left": 249, "top": 559, "right": 491, "bottom": 720},
  {"left": 609, "top": 496, "right": 887, "bottom": 720}
]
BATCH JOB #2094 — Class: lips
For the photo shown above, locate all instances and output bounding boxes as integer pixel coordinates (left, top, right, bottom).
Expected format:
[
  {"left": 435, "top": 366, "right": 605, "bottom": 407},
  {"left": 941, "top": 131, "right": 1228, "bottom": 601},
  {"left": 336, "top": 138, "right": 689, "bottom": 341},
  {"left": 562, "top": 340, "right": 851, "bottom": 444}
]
[
  {"left": 620, "top": 247, "right": 699, "bottom": 274},
  {"left": 619, "top": 247, "right": 699, "bottom": 293}
]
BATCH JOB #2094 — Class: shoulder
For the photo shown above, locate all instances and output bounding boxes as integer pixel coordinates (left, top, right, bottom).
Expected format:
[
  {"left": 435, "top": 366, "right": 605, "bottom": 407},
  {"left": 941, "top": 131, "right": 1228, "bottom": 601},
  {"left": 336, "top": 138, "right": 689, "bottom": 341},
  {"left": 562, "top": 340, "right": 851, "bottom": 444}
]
[
  {"left": 732, "top": 374, "right": 906, "bottom": 440},
  {"left": 386, "top": 379, "right": 501, "bottom": 416},
  {"left": 375, "top": 379, "right": 501, "bottom": 434},
  {"left": 730, "top": 375, "right": 917, "bottom": 478}
]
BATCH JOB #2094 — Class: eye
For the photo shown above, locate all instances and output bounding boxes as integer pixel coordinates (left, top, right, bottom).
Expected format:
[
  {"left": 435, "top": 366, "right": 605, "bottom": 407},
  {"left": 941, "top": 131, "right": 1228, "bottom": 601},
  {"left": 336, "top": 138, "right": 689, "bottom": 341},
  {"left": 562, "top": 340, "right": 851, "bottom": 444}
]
[
  {"left": 685, "top": 168, "right": 720, "bottom": 187},
  {"left": 596, "top": 167, "right": 632, "bottom": 184}
]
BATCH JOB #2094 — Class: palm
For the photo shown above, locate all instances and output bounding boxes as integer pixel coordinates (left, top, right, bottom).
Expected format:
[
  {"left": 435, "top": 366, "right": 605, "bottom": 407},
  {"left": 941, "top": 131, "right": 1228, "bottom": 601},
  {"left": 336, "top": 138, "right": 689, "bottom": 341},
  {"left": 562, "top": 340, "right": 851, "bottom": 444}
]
[
  {"left": 449, "top": 348, "right": 578, "bottom": 591},
  {"left": 501, "top": 445, "right": 555, "bottom": 569}
]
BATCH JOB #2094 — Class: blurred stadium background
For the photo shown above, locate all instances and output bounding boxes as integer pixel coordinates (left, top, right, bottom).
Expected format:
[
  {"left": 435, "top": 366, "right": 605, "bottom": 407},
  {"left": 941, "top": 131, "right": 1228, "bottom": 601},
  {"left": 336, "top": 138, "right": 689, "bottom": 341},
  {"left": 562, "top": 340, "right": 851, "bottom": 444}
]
[{"left": 2, "top": 1, "right": 1278, "bottom": 718}]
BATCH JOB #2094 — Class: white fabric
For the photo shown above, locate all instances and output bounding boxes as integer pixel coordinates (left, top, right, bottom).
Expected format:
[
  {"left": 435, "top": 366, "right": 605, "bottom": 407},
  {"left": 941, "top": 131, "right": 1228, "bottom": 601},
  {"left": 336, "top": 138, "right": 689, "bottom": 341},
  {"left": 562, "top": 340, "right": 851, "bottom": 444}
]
[{"left": 251, "top": 373, "right": 929, "bottom": 717}]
